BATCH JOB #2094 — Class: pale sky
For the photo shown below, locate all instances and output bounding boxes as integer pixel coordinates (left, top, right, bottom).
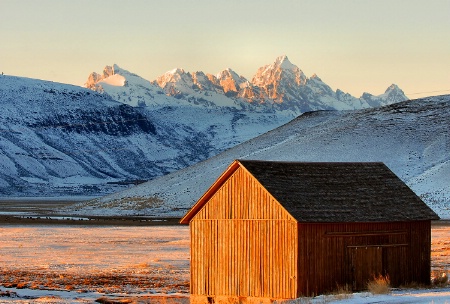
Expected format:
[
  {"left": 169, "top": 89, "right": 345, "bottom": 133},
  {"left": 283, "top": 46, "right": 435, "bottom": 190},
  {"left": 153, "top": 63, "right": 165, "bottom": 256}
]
[{"left": 1, "top": 0, "right": 449, "bottom": 99}]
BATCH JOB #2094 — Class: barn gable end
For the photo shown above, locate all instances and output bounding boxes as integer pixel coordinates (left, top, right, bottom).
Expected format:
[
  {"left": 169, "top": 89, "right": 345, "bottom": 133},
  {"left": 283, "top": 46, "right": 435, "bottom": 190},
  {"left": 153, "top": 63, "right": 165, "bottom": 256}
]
[
  {"left": 191, "top": 165, "right": 295, "bottom": 221},
  {"left": 185, "top": 161, "right": 298, "bottom": 301}
]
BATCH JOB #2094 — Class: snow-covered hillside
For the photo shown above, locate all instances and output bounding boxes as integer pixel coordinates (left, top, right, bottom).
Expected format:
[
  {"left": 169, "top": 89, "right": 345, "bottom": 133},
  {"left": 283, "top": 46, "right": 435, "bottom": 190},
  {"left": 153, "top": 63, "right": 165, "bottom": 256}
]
[
  {"left": 73, "top": 95, "right": 450, "bottom": 219},
  {"left": 0, "top": 75, "right": 291, "bottom": 196},
  {"left": 0, "top": 75, "right": 159, "bottom": 196}
]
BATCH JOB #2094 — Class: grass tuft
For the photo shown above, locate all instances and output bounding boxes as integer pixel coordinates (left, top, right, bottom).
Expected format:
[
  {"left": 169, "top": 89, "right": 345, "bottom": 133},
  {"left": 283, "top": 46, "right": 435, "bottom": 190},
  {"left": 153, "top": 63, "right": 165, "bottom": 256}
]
[
  {"left": 332, "top": 284, "right": 353, "bottom": 300},
  {"left": 367, "top": 274, "right": 391, "bottom": 294},
  {"left": 431, "top": 269, "right": 448, "bottom": 286}
]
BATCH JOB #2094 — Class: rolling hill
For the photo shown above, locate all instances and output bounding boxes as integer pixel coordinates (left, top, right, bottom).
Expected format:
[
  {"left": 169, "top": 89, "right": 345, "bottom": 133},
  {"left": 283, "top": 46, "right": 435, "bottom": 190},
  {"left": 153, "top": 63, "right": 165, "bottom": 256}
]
[{"left": 69, "top": 95, "right": 450, "bottom": 219}]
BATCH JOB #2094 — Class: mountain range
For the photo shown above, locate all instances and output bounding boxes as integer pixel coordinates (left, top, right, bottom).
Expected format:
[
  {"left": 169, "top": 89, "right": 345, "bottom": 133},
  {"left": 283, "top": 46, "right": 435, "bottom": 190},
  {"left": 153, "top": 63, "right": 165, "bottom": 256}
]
[
  {"left": 0, "top": 56, "right": 408, "bottom": 198},
  {"left": 85, "top": 55, "right": 407, "bottom": 113},
  {"left": 66, "top": 95, "right": 450, "bottom": 219}
]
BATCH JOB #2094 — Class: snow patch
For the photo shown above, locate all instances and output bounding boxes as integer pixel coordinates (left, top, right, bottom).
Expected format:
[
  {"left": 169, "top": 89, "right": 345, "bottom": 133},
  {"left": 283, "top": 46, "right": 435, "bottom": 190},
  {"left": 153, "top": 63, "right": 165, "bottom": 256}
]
[{"left": 99, "top": 73, "right": 126, "bottom": 87}]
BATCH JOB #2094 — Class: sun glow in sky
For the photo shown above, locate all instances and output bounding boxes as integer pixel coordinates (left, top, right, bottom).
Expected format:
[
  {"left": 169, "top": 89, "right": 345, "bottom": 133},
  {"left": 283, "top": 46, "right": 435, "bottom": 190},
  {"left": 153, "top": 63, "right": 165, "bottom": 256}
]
[{"left": 1, "top": 0, "right": 449, "bottom": 98}]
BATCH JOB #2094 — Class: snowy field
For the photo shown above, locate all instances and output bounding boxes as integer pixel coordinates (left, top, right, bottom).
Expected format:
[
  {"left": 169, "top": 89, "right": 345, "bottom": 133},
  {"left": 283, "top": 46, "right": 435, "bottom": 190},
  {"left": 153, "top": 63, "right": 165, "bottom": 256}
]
[{"left": 0, "top": 224, "right": 449, "bottom": 303}]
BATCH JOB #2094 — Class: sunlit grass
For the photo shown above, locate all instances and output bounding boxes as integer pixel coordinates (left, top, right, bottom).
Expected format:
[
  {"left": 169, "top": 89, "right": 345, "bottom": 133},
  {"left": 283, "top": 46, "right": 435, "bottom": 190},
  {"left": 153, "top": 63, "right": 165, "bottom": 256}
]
[
  {"left": 431, "top": 269, "right": 449, "bottom": 287},
  {"left": 367, "top": 275, "right": 391, "bottom": 295}
]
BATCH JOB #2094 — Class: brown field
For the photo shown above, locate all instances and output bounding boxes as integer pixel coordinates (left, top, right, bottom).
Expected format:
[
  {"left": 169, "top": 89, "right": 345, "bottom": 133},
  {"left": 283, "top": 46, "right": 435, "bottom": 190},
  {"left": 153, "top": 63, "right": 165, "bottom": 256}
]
[
  {"left": 0, "top": 225, "right": 190, "bottom": 303},
  {"left": 431, "top": 224, "right": 450, "bottom": 276},
  {"left": 0, "top": 216, "right": 448, "bottom": 303}
]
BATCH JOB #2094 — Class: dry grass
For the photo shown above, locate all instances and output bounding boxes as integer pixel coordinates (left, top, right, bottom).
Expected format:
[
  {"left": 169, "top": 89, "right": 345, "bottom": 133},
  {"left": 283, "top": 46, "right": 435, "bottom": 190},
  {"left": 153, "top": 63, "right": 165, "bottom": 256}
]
[
  {"left": 128, "top": 262, "right": 151, "bottom": 269},
  {"left": 0, "top": 268, "right": 189, "bottom": 295},
  {"left": 431, "top": 269, "right": 449, "bottom": 287},
  {"left": 331, "top": 284, "right": 352, "bottom": 300},
  {"left": 367, "top": 275, "right": 391, "bottom": 294},
  {"left": 76, "top": 196, "right": 164, "bottom": 211}
]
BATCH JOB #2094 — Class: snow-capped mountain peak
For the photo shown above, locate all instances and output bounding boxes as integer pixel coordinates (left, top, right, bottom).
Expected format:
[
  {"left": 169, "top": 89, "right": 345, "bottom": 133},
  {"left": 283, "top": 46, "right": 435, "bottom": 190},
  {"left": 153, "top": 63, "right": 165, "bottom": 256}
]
[
  {"left": 275, "top": 55, "right": 297, "bottom": 70},
  {"left": 168, "top": 68, "right": 186, "bottom": 76},
  {"left": 156, "top": 68, "right": 188, "bottom": 88},
  {"left": 84, "top": 65, "right": 181, "bottom": 107},
  {"left": 381, "top": 84, "right": 409, "bottom": 105},
  {"left": 251, "top": 55, "right": 307, "bottom": 102},
  {"left": 86, "top": 56, "right": 409, "bottom": 114},
  {"left": 192, "top": 71, "right": 223, "bottom": 92},
  {"left": 99, "top": 73, "right": 126, "bottom": 87},
  {"left": 386, "top": 83, "right": 401, "bottom": 91},
  {"left": 215, "top": 68, "right": 248, "bottom": 93},
  {"left": 85, "top": 64, "right": 122, "bottom": 89},
  {"left": 252, "top": 55, "right": 306, "bottom": 85},
  {"left": 103, "top": 65, "right": 115, "bottom": 78},
  {"left": 360, "top": 83, "right": 408, "bottom": 107},
  {"left": 384, "top": 84, "right": 405, "bottom": 97},
  {"left": 216, "top": 68, "right": 241, "bottom": 83}
]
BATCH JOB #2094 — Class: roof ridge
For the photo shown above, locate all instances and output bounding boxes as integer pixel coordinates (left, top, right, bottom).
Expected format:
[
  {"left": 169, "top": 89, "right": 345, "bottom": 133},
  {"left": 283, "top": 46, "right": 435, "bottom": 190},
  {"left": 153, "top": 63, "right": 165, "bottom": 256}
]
[{"left": 181, "top": 160, "right": 440, "bottom": 223}]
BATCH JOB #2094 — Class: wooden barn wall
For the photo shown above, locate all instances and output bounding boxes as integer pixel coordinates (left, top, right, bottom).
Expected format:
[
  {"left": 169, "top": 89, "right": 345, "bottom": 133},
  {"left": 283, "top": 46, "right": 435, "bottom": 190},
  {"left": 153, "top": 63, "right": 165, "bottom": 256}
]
[
  {"left": 297, "top": 221, "right": 431, "bottom": 296},
  {"left": 190, "top": 167, "right": 298, "bottom": 299},
  {"left": 191, "top": 220, "right": 297, "bottom": 299}
]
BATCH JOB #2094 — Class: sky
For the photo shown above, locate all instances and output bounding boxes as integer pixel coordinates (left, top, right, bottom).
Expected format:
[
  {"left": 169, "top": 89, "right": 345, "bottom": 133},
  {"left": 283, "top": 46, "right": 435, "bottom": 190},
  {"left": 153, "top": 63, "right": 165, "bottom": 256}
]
[{"left": 1, "top": 0, "right": 449, "bottom": 99}]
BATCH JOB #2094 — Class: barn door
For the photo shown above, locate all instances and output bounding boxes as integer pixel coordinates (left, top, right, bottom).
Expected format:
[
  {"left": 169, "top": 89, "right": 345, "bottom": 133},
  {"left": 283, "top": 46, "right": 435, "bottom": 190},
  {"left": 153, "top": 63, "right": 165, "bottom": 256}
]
[{"left": 349, "top": 247, "right": 383, "bottom": 291}]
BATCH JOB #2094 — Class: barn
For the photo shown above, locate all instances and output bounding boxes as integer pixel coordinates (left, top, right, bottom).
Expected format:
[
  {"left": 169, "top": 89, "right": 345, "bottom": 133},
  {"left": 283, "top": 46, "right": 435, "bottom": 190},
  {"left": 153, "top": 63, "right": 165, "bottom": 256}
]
[{"left": 180, "top": 160, "right": 439, "bottom": 303}]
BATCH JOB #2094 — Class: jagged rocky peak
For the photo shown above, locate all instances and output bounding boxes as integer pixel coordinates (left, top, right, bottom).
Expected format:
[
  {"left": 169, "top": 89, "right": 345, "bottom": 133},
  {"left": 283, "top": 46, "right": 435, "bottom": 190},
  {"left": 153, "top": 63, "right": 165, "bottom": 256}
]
[
  {"left": 251, "top": 55, "right": 308, "bottom": 101},
  {"left": 336, "top": 88, "right": 354, "bottom": 101},
  {"left": 382, "top": 84, "right": 409, "bottom": 103},
  {"left": 206, "top": 73, "right": 219, "bottom": 85},
  {"left": 276, "top": 55, "right": 297, "bottom": 70},
  {"left": 85, "top": 72, "right": 103, "bottom": 89},
  {"left": 192, "top": 71, "right": 209, "bottom": 85},
  {"left": 85, "top": 65, "right": 118, "bottom": 89},
  {"left": 155, "top": 68, "right": 188, "bottom": 88},
  {"left": 386, "top": 83, "right": 400, "bottom": 91},
  {"left": 192, "top": 71, "right": 221, "bottom": 92},
  {"left": 84, "top": 57, "right": 409, "bottom": 111},
  {"left": 103, "top": 65, "right": 115, "bottom": 78},
  {"left": 310, "top": 73, "right": 321, "bottom": 81},
  {"left": 306, "top": 73, "right": 336, "bottom": 97},
  {"left": 359, "top": 84, "right": 409, "bottom": 108},
  {"left": 252, "top": 55, "right": 307, "bottom": 86},
  {"left": 216, "top": 68, "right": 242, "bottom": 81},
  {"left": 216, "top": 68, "right": 247, "bottom": 93},
  {"left": 154, "top": 68, "right": 196, "bottom": 97},
  {"left": 361, "top": 84, "right": 407, "bottom": 98},
  {"left": 385, "top": 84, "right": 405, "bottom": 95},
  {"left": 361, "top": 92, "right": 374, "bottom": 99},
  {"left": 156, "top": 67, "right": 237, "bottom": 95}
]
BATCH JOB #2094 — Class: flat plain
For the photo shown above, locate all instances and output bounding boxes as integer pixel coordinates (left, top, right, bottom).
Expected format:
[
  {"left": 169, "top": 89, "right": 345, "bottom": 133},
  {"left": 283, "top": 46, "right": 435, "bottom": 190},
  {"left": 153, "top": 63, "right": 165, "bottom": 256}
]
[{"left": 0, "top": 199, "right": 448, "bottom": 303}]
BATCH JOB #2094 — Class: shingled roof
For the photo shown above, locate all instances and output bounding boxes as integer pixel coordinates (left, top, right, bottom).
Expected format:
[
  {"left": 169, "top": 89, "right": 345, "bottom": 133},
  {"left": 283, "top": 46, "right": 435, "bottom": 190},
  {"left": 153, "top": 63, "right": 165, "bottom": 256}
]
[
  {"left": 180, "top": 160, "right": 440, "bottom": 223},
  {"left": 238, "top": 160, "right": 439, "bottom": 222}
]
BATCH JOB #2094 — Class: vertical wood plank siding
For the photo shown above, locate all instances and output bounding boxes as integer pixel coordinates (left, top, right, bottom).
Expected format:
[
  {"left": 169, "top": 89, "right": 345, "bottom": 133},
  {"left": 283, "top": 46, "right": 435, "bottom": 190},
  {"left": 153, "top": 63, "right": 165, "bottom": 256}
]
[
  {"left": 190, "top": 167, "right": 298, "bottom": 299},
  {"left": 194, "top": 167, "right": 294, "bottom": 220},
  {"left": 297, "top": 221, "right": 431, "bottom": 296},
  {"left": 191, "top": 219, "right": 297, "bottom": 299}
]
